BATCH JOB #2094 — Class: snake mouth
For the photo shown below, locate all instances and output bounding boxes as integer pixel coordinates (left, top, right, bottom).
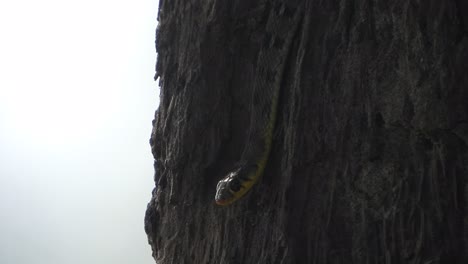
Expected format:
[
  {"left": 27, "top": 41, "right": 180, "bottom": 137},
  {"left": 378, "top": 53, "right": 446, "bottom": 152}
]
[{"left": 215, "top": 198, "right": 233, "bottom": 206}]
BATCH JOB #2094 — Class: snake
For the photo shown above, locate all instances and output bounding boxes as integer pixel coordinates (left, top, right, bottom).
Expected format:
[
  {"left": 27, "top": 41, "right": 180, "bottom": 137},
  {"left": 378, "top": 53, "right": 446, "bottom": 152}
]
[{"left": 215, "top": 1, "right": 303, "bottom": 206}]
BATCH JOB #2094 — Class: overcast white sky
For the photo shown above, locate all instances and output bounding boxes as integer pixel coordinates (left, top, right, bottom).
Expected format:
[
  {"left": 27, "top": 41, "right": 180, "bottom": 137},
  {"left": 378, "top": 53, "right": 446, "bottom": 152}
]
[{"left": 0, "top": 0, "right": 159, "bottom": 263}]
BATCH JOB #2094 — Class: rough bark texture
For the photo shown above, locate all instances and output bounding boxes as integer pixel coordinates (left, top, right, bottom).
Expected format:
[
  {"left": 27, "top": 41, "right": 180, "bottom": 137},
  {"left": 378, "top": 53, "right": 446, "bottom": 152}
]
[{"left": 145, "top": 0, "right": 468, "bottom": 263}]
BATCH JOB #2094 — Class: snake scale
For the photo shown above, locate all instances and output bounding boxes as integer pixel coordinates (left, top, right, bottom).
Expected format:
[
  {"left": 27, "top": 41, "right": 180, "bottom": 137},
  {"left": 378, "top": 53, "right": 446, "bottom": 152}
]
[{"left": 215, "top": 1, "right": 303, "bottom": 206}]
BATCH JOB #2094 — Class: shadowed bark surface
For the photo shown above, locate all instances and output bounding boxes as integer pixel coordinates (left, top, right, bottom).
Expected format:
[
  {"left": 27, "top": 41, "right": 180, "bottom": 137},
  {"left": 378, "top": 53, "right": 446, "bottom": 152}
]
[{"left": 145, "top": 0, "right": 468, "bottom": 263}]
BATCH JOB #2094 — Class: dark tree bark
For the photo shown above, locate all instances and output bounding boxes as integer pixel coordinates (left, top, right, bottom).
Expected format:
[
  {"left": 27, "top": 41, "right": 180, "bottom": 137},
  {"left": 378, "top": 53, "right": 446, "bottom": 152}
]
[{"left": 145, "top": 0, "right": 468, "bottom": 263}]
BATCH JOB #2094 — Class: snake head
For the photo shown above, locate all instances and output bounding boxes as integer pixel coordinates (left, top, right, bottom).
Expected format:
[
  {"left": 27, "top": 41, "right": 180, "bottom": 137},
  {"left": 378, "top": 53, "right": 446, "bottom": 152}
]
[{"left": 215, "top": 165, "right": 258, "bottom": 206}]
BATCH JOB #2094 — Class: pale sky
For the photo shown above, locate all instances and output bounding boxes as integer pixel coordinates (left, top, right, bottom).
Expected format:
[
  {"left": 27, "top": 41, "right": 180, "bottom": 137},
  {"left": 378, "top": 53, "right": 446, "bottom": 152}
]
[{"left": 0, "top": 0, "right": 159, "bottom": 263}]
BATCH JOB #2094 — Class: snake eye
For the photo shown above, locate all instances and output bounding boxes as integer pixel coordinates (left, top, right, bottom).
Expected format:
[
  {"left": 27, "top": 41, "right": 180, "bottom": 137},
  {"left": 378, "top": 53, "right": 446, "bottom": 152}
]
[{"left": 228, "top": 178, "right": 242, "bottom": 192}]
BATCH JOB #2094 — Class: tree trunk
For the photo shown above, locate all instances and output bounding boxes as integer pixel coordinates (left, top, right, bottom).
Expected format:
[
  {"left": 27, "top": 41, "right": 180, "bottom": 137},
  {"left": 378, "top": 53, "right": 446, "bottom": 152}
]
[{"left": 145, "top": 0, "right": 468, "bottom": 263}]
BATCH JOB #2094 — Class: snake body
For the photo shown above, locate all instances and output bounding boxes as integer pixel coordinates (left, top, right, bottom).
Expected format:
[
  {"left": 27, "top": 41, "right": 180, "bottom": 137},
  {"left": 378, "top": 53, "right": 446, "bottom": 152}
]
[{"left": 215, "top": 2, "right": 302, "bottom": 206}]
